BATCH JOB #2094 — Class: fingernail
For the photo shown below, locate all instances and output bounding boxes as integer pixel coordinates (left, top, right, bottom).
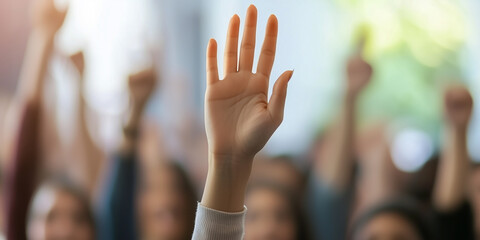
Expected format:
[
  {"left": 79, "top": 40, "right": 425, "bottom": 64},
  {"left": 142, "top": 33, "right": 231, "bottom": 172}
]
[{"left": 288, "top": 70, "right": 294, "bottom": 82}]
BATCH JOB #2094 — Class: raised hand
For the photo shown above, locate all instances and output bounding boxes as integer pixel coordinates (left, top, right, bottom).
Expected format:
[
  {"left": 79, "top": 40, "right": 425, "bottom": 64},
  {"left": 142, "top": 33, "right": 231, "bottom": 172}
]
[
  {"left": 346, "top": 55, "right": 373, "bottom": 97},
  {"left": 434, "top": 85, "right": 473, "bottom": 212},
  {"left": 205, "top": 5, "right": 293, "bottom": 162},
  {"left": 128, "top": 67, "right": 157, "bottom": 109},
  {"left": 444, "top": 86, "right": 473, "bottom": 128},
  {"left": 201, "top": 5, "right": 292, "bottom": 212},
  {"left": 31, "top": 0, "right": 68, "bottom": 35}
]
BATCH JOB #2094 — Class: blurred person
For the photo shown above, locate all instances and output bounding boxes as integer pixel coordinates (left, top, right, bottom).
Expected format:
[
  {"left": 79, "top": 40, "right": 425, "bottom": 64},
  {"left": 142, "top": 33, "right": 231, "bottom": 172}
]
[
  {"left": 98, "top": 67, "right": 197, "bottom": 240},
  {"left": 351, "top": 85, "right": 475, "bottom": 240},
  {"left": 3, "top": 0, "right": 68, "bottom": 238},
  {"left": 98, "top": 67, "right": 156, "bottom": 240},
  {"left": 433, "top": 85, "right": 475, "bottom": 239},
  {"left": 306, "top": 40, "right": 373, "bottom": 240},
  {"left": 405, "top": 155, "right": 439, "bottom": 207},
  {"left": 192, "top": 5, "right": 294, "bottom": 239},
  {"left": 350, "top": 198, "right": 434, "bottom": 240},
  {"left": 246, "top": 155, "right": 309, "bottom": 240},
  {"left": 137, "top": 161, "right": 197, "bottom": 240},
  {"left": 250, "top": 155, "right": 306, "bottom": 195},
  {"left": 27, "top": 177, "right": 96, "bottom": 240},
  {"left": 244, "top": 180, "right": 310, "bottom": 240},
  {"left": 353, "top": 122, "right": 404, "bottom": 218}
]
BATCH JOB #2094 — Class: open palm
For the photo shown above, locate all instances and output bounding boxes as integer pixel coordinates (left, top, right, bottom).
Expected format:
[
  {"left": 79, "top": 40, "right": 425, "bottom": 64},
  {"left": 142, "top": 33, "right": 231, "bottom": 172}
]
[{"left": 205, "top": 5, "right": 293, "bottom": 160}]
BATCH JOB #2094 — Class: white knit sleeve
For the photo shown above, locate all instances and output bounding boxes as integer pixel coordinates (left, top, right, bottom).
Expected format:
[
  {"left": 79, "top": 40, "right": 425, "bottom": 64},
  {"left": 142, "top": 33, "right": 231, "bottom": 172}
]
[{"left": 191, "top": 203, "right": 247, "bottom": 240}]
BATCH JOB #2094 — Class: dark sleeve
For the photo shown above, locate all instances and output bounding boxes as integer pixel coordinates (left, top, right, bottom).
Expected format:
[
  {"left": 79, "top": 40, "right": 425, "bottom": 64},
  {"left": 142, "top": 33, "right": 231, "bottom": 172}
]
[
  {"left": 434, "top": 201, "right": 475, "bottom": 240},
  {"left": 97, "top": 152, "right": 138, "bottom": 240},
  {"left": 4, "top": 102, "right": 41, "bottom": 240},
  {"left": 305, "top": 172, "right": 354, "bottom": 240}
]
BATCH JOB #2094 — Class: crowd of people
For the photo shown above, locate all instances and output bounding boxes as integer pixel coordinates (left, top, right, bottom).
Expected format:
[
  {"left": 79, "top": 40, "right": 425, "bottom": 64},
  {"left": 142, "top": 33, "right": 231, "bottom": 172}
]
[{"left": 0, "top": 1, "right": 478, "bottom": 240}]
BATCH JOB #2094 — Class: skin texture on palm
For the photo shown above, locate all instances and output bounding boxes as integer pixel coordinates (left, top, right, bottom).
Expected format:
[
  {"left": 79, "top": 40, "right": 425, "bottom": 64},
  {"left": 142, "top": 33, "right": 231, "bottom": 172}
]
[
  {"left": 202, "top": 5, "right": 293, "bottom": 212},
  {"left": 434, "top": 85, "right": 473, "bottom": 211}
]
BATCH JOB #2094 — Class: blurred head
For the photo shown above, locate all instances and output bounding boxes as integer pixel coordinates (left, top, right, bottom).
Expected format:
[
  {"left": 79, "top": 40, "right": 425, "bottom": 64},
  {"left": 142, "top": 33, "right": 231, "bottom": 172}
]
[
  {"left": 27, "top": 178, "right": 95, "bottom": 240},
  {"left": 137, "top": 161, "right": 197, "bottom": 240},
  {"left": 404, "top": 155, "right": 439, "bottom": 205},
  {"left": 351, "top": 199, "right": 433, "bottom": 240},
  {"left": 250, "top": 155, "right": 305, "bottom": 195},
  {"left": 244, "top": 181, "right": 310, "bottom": 240}
]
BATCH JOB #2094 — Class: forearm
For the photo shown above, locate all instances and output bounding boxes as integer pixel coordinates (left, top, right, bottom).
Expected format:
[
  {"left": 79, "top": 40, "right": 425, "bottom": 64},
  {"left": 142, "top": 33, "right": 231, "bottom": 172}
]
[
  {"left": 77, "top": 89, "right": 95, "bottom": 147},
  {"left": 5, "top": 29, "right": 54, "bottom": 239},
  {"left": 73, "top": 89, "right": 105, "bottom": 196},
  {"left": 320, "top": 93, "right": 356, "bottom": 190},
  {"left": 358, "top": 148, "right": 398, "bottom": 212},
  {"left": 17, "top": 30, "right": 55, "bottom": 103},
  {"left": 434, "top": 126, "right": 469, "bottom": 211},
  {"left": 119, "top": 106, "right": 144, "bottom": 154},
  {"left": 201, "top": 154, "right": 252, "bottom": 213},
  {"left": 5, "top": 100, "right": 42, "bottom": 240}
]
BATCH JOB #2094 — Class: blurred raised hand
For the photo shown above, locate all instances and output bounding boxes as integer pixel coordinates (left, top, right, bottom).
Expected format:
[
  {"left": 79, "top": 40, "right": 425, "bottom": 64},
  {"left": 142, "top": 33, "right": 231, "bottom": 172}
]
[
  {"left": 119, "top": 67, "right": 158, "bottom": 154},
  {"left": 128, "top": 68, "right": 158, "bottom": 109},
  {"left": 434, "top": 85, "right": 473, "bottom": 212},
  {"left": 31, "top": 0, "right": 68, "bottom": 35},
  {"left": 444, "top": 86, "right": 473, "bottom": 128},
  {"left": 346, "top": 54, "right": 373, "bottom": 97}
]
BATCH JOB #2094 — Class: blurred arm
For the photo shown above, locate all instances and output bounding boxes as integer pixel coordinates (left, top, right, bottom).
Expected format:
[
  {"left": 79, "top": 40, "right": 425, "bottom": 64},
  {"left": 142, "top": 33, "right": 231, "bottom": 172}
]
[
  {"left": 98, "top": 68, "right": 156, "bottom": 240},
  {"left": 434, "top": 86, "right": 473, "bottom": 211},
  {"left": 435, "top": 126, "right": 469, "bottom": 211},
  {"left": 4, "top": 100, "right": 41, "bottom": 240},
  {"left": 4, "top": 0, "right": 67, "bottom": 237},
  {"left": 318, "top": 94, "right": 356, "bottom": 190},
  {"left": 69, "top": 51, "right": 105, "bottom": 197},
  {"left": 316, "top": 54, "right": 372, "bottom": 191}
]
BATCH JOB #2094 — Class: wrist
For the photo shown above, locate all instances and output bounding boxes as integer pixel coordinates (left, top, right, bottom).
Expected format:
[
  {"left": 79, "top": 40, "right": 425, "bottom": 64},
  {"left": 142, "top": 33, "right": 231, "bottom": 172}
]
[
  {"left": 345, "top": 86, "right": 360, "bottom": 100},
  {"left": 201, "top": 153, "right": 253, "bottom": 212},
  {"left": 208, "top": 153, "right": 253, "bottom": 183},
  {"left": 124, "top": 104, "right": 145, "bottom": 129},
  {"left": 447, "top": 123, "right": 468, "bottom": 136}
]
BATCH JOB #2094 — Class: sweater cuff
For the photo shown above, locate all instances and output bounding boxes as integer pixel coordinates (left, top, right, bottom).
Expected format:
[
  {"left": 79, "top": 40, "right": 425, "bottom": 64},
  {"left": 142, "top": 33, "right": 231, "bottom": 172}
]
[{"left": 192, "top": 203, "right": 247, "bottom": 240}]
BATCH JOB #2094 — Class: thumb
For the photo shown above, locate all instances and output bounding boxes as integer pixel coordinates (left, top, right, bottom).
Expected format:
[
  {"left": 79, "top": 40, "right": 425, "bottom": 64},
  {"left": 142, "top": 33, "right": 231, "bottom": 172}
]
[{"left": 268, "top": 70, "right": 293, "bottom": 125}]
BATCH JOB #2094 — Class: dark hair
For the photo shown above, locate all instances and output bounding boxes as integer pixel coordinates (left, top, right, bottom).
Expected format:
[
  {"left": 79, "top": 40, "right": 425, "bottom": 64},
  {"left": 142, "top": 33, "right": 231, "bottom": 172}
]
[
  {"left": 246, "top": 180, "right": 312, "bottom": 240},
  {"left": 152, "top": 161, "right": 197, "bottom": 239},
  {"left": 405, "top": 155, "right": 439, "bottom": 205},
  {"left": 29, "top": 175, "right": 96, "bottom": 234},
  {"left": 258, "top": 155, "right": 308, "bottom": 195},
  {"left": 350, "top": 198, "right": 434, "bottom": 240},
  {"left": 170, "top": 161, "right": 197, "bottom": 238}
]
